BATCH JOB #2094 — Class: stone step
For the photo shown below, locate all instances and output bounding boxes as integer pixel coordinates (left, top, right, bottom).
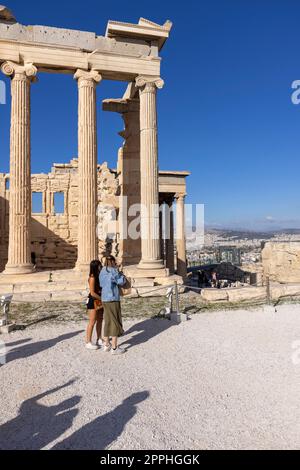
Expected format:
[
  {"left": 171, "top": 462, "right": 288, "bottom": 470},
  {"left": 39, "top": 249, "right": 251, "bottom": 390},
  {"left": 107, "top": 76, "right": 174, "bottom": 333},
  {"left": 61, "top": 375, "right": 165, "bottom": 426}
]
[
  {"left": 11, "top": 289, "right": 88, "bottom": 303},
  {"left": 51, "top": 270, "right": 87, "bottom": 282},
  {"left": 0, "top": 283, "right": 14, "bottom": 294},
  {"left": 0, "top": 271, "right": 51, "bottom": 284},
  {"left": 0, "top": 280, "right": 87, "bottom": 294},
  {"left": 14, "top": 280, "right": 86, "bottom": 293},
  {"left": 0, "top": 269, "right": 86, "bottom": 285},
  {"left": 131, "top": 278, "right": 155, "bottom": 288}
]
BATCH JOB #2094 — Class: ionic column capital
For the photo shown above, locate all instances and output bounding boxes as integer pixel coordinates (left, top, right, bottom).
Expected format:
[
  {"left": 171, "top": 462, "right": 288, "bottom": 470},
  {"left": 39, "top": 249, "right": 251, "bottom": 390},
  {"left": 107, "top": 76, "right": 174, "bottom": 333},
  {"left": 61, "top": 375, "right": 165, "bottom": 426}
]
[
  {"left": 135, "top": 75, "right": 164, "bottom": 92},
  {"left": 74, "top": 69, "right": 102, "bottom": 86},
  {"left": 1, "top": 61, "right": 37, "bottom": 81},
  {"left": 175, "top": 193, "right": 186, "bottom": 201}
]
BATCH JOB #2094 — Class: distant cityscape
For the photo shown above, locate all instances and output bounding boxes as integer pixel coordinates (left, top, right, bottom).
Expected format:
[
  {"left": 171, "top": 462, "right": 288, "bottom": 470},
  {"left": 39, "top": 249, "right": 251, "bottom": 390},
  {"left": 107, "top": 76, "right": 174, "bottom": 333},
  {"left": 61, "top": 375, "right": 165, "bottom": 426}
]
[{"left": 187, "top": 228, "right": 300, "bottom": 267}]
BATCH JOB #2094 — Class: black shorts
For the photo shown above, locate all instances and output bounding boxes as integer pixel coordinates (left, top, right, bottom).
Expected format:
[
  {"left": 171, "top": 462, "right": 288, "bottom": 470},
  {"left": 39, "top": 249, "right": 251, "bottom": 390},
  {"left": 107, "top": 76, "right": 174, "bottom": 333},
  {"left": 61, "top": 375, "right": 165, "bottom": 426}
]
[
  {"left": 86, "top": 295, "right": 103, "bottom": 312},
  {"left": 87, "top": 295, "right": 95, "bottom": 310}
]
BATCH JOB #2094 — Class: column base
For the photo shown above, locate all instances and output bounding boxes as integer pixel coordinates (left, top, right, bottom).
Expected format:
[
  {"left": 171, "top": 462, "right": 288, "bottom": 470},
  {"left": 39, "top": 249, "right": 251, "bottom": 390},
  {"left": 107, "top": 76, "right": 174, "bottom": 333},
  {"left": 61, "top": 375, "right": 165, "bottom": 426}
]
[
  {"left": 3, "top": 263, "right": 35, "bottom": 275},
  {"left": 138, "top": 259, "right": 165, "bottom": 270},
  {"left": 124, "top": 264, "right": 169, "bottom": 279}
]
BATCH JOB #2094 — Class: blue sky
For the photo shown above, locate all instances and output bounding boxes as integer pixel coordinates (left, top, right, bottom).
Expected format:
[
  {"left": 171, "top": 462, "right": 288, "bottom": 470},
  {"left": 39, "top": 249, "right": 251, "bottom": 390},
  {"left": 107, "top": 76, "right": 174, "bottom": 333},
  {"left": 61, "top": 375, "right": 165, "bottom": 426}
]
[{"left": 1, "top": 0, "right": 300, "bottom": 230}]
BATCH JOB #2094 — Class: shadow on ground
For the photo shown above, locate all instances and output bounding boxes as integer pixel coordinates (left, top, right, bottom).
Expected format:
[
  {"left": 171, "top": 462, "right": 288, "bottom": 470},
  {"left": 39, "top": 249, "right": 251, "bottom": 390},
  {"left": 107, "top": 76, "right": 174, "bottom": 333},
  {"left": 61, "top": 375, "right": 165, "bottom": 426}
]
[
  {"left": 5, "top": 338, "right": 32, "bottom": 348},
  {"left": 121, "top": 318, "right": 174, "bottom": 349},
  {"left": 53, "top": 391, "right": 149, "bottom": 450},
  {"left": 183, "top": 305, "right": 202, "bottom": 315},
  {"left": 0, "top": 374, "right": 149, "bottom": 450},
  {"left": 5, "top": 330, "right": 83, "bottom": 364},
  {"left": 0, "top": 380, "right": 80, "bottom": 450}
]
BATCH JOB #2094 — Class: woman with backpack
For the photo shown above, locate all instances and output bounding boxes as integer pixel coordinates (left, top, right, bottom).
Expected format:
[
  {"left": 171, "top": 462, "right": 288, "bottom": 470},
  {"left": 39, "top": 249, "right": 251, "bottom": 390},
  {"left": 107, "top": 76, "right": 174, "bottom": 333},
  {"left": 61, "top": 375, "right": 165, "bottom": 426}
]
[{"left": 99, "top": 255, "right": 126, "bottom": 355}]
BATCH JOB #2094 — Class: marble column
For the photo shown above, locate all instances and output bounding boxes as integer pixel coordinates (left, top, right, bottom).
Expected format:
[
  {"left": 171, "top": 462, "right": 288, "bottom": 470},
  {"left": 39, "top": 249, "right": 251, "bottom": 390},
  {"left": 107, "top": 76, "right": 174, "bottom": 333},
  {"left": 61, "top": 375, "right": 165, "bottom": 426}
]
[
  {"left": 135, "top": 75, "right": 164, "bottom": 270},
  {"left": 74, "top": 69, "right": 102, "bottom": 271},
  {"left": 175, "top": 193, "right": 187, "bottom": 278},
  {"left": 159, "top": 203, "right": 164, "bottom": 263},
  {"left": 1, "top": 61, "right": 37, "bottom": 274},
  {"left": 165, "top": 198, "right": 175, "bottom": 274}
]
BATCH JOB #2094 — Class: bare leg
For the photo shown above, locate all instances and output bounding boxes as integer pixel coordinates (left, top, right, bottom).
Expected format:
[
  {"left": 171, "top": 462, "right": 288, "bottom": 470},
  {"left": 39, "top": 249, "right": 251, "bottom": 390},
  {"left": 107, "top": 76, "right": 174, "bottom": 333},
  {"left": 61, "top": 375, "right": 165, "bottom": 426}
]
[
  {"left": 86, "top": 309, "right": 97, "bottom": 343},
  {"left": 96, "top": 310, "right": 104, "bottom": 342},
  {"left": 111, "top": 336, "right": 117, "bottom": 349}
]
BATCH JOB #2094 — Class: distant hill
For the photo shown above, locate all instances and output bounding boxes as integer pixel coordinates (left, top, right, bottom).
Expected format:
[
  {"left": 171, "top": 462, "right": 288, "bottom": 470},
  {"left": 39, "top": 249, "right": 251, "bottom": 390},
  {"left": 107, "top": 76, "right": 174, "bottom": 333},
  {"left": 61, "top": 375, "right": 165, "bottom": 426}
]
[
  {"left": 204, "top": 227, "right": 300, "bottom": 240},
  {"left": 272, "top": 229, "right": 300, "bottom": 235}
]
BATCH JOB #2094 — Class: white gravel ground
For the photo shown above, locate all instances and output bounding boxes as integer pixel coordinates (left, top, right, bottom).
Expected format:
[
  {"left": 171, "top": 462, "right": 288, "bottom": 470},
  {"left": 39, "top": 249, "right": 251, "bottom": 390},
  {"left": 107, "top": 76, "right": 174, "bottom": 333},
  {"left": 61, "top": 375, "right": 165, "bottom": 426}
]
[{"left": 1, "top": 303, "right": 300, "bottom": 450}]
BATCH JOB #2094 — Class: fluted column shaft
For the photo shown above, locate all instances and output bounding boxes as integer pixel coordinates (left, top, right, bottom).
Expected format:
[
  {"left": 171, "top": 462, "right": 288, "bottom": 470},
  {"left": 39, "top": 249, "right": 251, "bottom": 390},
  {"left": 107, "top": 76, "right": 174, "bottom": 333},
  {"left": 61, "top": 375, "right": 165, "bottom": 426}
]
[
  {"left": 175, "top": 193, "right": 187, "bottom": 278},
  {"left": 165, "top": 199, "right": 175, "bottom": 273},
  {"left": 74, "top": 70, "right": 102, "bottom": 270},
  {"left": 159, "top": 205, "right": 164, "bottom": 262},
  {"left": 1, "top": 61, "right": 37, "bottom": 274},
  {"left": 136, "top": 76, "right": 164, "bottom": 270}
]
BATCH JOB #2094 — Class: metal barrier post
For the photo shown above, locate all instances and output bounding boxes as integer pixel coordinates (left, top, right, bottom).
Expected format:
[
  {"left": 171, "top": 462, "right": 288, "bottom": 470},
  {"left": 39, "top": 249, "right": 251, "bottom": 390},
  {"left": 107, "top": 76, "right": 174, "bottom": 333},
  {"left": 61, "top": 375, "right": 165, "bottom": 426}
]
[
  {"left": 170, "top": 281, "right": 188, "bottom": 323},
  {"left": 263, "top": 275, "right": 276, "bottom": 312}
]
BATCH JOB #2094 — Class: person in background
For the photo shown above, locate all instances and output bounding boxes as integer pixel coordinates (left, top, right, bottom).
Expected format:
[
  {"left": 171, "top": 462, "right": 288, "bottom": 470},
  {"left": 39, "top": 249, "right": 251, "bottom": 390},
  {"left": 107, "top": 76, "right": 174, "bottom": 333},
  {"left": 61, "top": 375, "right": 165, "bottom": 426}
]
[
  {"left": 86, "top": 259, "right": 103, "bottom": 350},
  {"left": 211, "top": 270, "right": 218, "bottom": 288},
  {"left": 99, "top": 255, "right": 126, "bottom": 355}
]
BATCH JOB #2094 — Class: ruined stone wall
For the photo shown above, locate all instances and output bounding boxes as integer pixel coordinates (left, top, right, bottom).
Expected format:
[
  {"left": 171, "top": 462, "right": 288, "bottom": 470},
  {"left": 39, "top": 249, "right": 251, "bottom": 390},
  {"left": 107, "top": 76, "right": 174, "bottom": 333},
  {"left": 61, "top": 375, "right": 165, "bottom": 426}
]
[
  {"left": 30, "top": 159, "right": 78, "bottom": 270},
  {"left": 0, "top": 158, "right": 121, "bottom": 271},
  {"left": 97, "top": 161, "right": 120, "bottom": 263},
  {"left": 261, "top": 241, "right": 300, "bottom": 283}
]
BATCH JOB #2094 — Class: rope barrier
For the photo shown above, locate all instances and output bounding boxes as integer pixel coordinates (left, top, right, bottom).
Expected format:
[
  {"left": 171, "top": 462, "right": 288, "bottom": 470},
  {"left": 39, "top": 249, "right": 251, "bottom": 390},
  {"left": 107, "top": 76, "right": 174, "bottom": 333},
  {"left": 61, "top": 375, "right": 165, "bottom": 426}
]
[
  {"left": 134, "top": 283, "right": 175, "bottom": 297},
  {"left": 181, "top": 284, "right": 202, "bottom": 292},
  {"left": 182, "top": 281, "right": 264, "bottom": 291}
]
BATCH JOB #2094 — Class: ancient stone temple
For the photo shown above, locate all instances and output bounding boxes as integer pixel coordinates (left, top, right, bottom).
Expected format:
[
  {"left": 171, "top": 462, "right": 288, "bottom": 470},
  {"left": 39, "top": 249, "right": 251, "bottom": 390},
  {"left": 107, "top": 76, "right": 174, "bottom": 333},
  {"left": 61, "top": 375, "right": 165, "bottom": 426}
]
[{"left": 0, "top": 6, "right": 189, "bottom": 296}]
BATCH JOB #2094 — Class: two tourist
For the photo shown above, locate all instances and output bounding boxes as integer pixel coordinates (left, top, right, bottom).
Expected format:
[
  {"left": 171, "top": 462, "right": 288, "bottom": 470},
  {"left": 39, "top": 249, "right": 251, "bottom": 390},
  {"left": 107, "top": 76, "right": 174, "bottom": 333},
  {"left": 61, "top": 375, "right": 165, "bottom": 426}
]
[{"left": 86, "top": 256, "right": 126, "bottom": 355}]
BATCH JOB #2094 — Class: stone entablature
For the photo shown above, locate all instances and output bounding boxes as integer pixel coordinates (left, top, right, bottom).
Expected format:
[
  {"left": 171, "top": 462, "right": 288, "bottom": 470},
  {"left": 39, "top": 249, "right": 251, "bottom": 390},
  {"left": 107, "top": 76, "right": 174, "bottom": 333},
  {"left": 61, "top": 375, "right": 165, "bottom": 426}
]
[{"left": 0, "top": 13, "right": 171, "bottom": 81}]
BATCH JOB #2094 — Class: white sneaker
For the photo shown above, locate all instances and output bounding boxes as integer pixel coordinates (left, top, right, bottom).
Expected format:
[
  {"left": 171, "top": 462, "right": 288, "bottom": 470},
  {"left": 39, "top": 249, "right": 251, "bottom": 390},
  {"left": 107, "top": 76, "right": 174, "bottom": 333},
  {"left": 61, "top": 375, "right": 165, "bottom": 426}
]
[
  {"left": 97, "top": 339, "right": 103, "bottom": 348},
  {"left": 103, "top": 343, "right": 111, "bottom": 352},
  {"left": 85, "top": 342, "right": 99, "bottom": 350},
  {"left": 111, "top": 346, "right": 125, "bottom": 355}
]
